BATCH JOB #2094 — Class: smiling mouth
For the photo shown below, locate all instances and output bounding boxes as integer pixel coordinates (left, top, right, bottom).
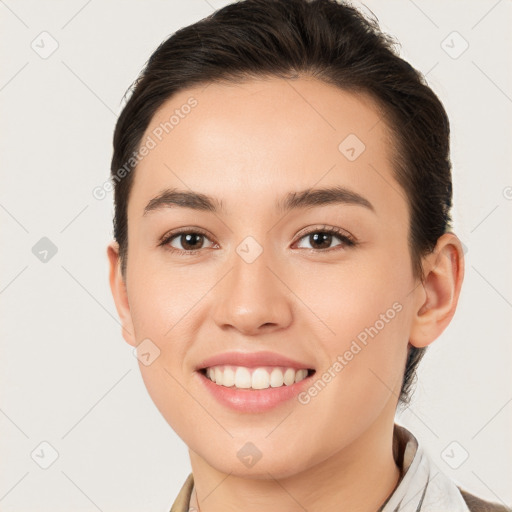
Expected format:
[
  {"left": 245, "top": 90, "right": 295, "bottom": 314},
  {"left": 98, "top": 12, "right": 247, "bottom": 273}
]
[{"left": 199, "top": 365, "right": 316, "bottom": 390}]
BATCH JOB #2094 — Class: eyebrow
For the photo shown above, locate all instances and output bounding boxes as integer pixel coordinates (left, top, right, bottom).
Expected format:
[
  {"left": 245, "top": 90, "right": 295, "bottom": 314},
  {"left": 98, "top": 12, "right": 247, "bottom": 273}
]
[{"left": 143, "top": 185, "right": 375, "bottom": 216}]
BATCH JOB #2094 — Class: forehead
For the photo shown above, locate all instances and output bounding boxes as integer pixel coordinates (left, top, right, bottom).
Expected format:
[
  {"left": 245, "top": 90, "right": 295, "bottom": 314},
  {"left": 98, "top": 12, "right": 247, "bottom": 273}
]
[
  {"left": 129, "top": 76, "right": 404, "bottom": 219},
  {"left": 143, "top": 77, "right": 390, "bottom": 154}
]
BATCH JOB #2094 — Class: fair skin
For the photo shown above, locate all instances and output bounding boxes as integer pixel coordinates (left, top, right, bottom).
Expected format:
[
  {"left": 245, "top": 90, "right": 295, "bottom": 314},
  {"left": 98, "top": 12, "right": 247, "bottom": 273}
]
[{"left": 108, "top": 77, "right": 464, "bottom": 512}]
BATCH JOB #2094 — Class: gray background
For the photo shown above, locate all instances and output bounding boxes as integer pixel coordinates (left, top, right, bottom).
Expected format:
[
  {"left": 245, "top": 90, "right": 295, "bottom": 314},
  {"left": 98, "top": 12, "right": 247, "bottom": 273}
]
[{"left": 1, "top": 0, "right": 511, "bottom": 510}]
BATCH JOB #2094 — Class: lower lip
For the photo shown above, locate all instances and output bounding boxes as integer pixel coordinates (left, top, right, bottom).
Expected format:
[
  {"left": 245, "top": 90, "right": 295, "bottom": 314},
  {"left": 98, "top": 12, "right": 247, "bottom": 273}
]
[{"left": 197, "top": 370, "right": 314, "bottom": 413}]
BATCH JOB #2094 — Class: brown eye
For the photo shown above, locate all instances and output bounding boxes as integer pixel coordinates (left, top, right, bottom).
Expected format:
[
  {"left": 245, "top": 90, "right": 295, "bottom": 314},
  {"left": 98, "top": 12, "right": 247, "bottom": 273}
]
[
  {"left": 176, "top": 233, "right": 204, "bottom": 250},
  {"left": 163, "top": 231, "right": 216, "bottom": 252},
  {"left": 295, "top": 228, "right": 355, "bottom": 251},
  {"left": 307, "top": 232, "right": 335, "bottom": 250}
]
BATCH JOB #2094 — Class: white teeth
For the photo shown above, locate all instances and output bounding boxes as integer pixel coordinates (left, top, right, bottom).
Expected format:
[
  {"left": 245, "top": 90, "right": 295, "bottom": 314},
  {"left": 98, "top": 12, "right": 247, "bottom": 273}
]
[
  {"left": 203, "top": 365, "right": 310, "bottom": 389},
  {"left": 283, "top": 368, "right": 295, "bottom": 386},
  {"left": 295, "top": 369, "right": 308, "bottom": 382},
  {"left": 235, "top": 367, "right": 252, "bottom": 388},
  {"left": 270, "top": 368, "right": 284, "bottom": 387},
  {"left": 214, "top": 367, "right": 223, "bottom": 385},
  {"left": 223, "top": 366, "right": 235, "bottom": 387},
  {"left": 251, "top": 368, "right": 270, "bottom": 389}
]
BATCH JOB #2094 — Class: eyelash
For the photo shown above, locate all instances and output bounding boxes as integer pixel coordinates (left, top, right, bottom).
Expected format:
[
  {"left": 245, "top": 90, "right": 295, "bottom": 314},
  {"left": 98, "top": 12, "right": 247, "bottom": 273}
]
[{"left": 158, "top": 225, "right": 357, "bottom": 256}]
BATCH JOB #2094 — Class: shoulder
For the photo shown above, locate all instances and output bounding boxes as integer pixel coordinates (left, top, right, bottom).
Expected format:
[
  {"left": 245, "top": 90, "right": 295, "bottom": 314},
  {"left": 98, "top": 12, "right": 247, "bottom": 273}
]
[{"left": 458, "top": 486, "right": 512, "bottom": 512}]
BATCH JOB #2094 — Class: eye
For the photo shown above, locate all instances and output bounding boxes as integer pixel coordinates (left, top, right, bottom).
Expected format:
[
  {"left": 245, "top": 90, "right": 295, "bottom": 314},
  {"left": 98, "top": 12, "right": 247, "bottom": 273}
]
[
  {"left": 159, "top": 229, "right": 217, "bottom": 253},
  {"left": 158, "top": 226, "right": 356, "bottom": 255},
  {"left": 294, "top": 226, "right": 356, "bottom": 251}
]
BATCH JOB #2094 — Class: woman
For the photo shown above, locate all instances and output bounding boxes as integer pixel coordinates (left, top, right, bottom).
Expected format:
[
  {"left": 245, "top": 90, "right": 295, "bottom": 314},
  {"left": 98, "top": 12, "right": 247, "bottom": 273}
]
[{"left": 107, "top": 0, "right": 510, "bottom": 510}]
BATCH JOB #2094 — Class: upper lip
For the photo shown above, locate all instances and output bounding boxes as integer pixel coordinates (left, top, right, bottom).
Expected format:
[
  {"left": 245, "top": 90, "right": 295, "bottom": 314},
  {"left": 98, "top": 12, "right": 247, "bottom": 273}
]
[{"left": 196, "top": 351, "right": 314, "bottom": 370}]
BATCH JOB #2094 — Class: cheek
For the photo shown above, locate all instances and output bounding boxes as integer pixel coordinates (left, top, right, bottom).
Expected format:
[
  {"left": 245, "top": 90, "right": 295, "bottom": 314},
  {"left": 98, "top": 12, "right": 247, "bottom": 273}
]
[
  {"left": 125, "top": 266, "right": 204, "bottom": 439},
  {"left": 293, "top": 293, "right": 408, "bottom": 455},
  {"left": 293, "top": 252, "right": 411, "bottom": 403},
  {"left": 126, "top": 254, "right": 205, "bottom": 341},
  {"left": 295, "top": 250, "right": 411, "bottom": 344}
]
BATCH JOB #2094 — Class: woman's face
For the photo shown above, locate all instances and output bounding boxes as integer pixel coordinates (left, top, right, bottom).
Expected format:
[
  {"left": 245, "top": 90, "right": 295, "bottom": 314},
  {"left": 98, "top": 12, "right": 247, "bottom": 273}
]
[{"left": 111, "top": 77, "right": 426, "bottom": 477}]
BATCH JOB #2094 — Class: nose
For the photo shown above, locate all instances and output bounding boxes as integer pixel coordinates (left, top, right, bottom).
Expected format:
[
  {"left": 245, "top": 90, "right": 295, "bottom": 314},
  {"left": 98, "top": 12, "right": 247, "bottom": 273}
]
[{"left": 211, "top": 247, "right": 293, "bottom": 336}]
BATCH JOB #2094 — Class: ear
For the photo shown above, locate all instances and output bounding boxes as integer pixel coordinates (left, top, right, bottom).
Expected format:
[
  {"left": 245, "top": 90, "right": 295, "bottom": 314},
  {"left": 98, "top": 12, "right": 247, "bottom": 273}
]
[
  {"left": 107, "top": 241, "right": 137, "bottom": 347},
  {"left": 409, "top": 232, "right": 465, "bottom": 348}
]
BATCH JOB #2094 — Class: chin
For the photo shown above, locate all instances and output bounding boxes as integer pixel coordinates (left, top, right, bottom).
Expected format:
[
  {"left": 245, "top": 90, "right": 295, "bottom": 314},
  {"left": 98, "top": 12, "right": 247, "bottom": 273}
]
[{"left": 193, "top": 439, "right": 322, "bottom": 481}]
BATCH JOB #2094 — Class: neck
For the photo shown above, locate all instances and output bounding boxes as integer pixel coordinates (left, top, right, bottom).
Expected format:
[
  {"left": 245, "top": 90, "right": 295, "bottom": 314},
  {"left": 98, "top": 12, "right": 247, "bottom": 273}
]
[{"left": 188, "top": 409, "right": 401, "bottom": 512}]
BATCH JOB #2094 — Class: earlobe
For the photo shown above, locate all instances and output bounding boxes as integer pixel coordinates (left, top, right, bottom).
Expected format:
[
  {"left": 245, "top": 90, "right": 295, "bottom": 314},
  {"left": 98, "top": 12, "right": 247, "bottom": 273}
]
[
  {"left": 409, "top": 233, "right": 465, "bottom": 349},
  {"left": 107, "top": 241, "right": 137, "bottom": 347}
]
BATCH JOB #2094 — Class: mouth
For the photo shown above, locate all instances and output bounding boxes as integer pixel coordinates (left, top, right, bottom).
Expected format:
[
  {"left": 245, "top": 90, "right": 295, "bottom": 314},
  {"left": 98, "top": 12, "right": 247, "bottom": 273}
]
[
  {"left": 194, "top": 351, "right": 316, "bottom": 412},
  {"left": 195, "top": 351, "right": 317, "bottom": 412},
  {"left": 198, "top": 365, "right": 316, "bottom": 390}
]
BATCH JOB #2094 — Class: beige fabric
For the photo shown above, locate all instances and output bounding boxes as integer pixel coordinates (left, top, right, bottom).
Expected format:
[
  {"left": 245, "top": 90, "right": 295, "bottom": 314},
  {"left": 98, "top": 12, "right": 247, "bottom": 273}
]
[{"left": 169, "top": 472, "right": 194, "bottom": 512}]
